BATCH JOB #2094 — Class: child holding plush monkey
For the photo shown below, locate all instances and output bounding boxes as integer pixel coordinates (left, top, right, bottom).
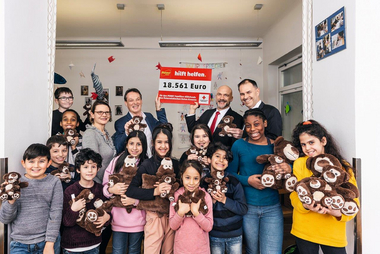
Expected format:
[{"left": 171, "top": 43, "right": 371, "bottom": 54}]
[
  {"left": 179, "top": 124, "right": 212, "bottom": 176},
  {"left": 290, "top": 120, "right": 359, "bottom": 253},
  {"left": 102, "top": 131, "right": 148, "bottom": 254},
  {"left": 61, "top": 148, "right": 111, "bottom": 253},
  {"left": 201, "top": 142, "right": 248, "bottom": 254},
  {"left": 170, "top": 160, "right": 213, "bottom": 254},
  {"left": 126, "top": 123, "right": 180, "bottom": 254}
]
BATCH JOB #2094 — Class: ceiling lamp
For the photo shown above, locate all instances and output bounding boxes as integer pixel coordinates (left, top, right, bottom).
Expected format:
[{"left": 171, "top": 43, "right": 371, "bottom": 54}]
[
  {"left": 159, "top": 41, "right": 262, "bottom": 48},
  {"left": 56, "top": 40, "right": 124, "bottom": 48}
]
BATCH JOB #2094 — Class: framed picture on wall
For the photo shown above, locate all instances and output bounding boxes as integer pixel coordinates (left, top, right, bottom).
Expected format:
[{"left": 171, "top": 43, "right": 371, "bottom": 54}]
[
  {"left": 81, "top": 85, "right": 89, "bottom": 95},
  {"left": 115, "top": 105, "right": 123, "bottom": 115},
  {"left": 315, "top": 6, "right": 346, "bottom": 61},
  {"left": 103, "top": 88, "right": 109, "bottom": 102},
  {"left": 116, "top": 86, "right": 123, "bottom": 96}
]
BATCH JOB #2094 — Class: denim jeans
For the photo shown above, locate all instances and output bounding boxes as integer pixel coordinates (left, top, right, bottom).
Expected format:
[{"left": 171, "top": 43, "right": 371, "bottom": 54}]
[
  {"left": 243, "top": 203, "right": 283, "bottom": 254},
  {"left": 112, "top": 231, "right": 144, "bottom": 254},
  {"left": 62, "top": 246, "right": 99, "bottom": 254},
  {"left": 10, "top": 241, "right": 46, "bottom": 254},
  {"left": 295, "top": 237, "right": 347, "bottom": 254},
  {"left": 210, "top": 235, "right": 242, "bottom": 254}
]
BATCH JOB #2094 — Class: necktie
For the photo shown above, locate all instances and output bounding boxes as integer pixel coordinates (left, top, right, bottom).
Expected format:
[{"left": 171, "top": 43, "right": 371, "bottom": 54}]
[{"left": 210, "top": 111, "right": 220, "bottom": 134}]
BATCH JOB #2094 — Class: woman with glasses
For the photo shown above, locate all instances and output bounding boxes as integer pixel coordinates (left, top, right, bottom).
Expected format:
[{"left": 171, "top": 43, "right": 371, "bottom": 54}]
[{"left": 82, "top": 100, "right": 116, "bottom": 184}]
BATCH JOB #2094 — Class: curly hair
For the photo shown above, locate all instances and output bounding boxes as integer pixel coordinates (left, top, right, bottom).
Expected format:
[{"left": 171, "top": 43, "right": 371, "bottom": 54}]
[{"left": 292, "top": 119, "right": 353, "bottom": 174}]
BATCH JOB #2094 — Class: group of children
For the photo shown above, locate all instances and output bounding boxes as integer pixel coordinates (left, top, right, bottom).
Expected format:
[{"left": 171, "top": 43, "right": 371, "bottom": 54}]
[{"left": 0, "top": 89, "right": 358, "bottom": 254}]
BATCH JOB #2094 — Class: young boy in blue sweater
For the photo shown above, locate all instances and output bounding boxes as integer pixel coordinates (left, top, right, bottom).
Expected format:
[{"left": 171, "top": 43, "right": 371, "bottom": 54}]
[
  {"left": 0, "top": 143, "right": 63, "bottom": 254},
  {"left": 201, "top": 142, "right": 248, "bottom": 254}
]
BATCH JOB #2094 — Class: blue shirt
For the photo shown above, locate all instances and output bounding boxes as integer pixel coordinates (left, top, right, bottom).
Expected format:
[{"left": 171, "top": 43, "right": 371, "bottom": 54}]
[{"left": 226, "top": 138, "right": 279, "bottom": 206}]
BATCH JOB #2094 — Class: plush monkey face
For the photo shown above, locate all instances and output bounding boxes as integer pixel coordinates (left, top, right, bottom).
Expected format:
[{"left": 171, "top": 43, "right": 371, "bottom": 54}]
[
  {"left": 306, "top": 154, "right": 342, "bottom": 176},
  {"left": 322, "top": 165, "right": 349, "bottom": 186},
  {"left": 124, "top": 155, "right": 136, "bottom": 168},
  {"left": 273, "top": 137, "right": 299, "bottom": 163},
  {"left": 223, "top": 116, "right": 232, "bottom": 124},
  {"left": 6, "top": 173, "right": 20, "bottom": 184},
  {"left": 133, "top": 117, "right": 142, "bottom": 124},
  {"left": 161, "top": 157, "right": 173, "bottom": 170}
]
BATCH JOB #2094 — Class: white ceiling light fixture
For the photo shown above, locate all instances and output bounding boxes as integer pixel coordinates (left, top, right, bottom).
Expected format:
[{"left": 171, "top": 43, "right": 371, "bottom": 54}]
[
  {"left": 56, "top": 4, "right": 125, "bottom": 49},
  {"left": 56, "top": 40, "right": 124, "bottom": 48},
  {"left": 159, "top": 41, "right": 262, "bottom": 48},
  {"left": 254, "top": 4, "right": 263, "bottom": 10}
]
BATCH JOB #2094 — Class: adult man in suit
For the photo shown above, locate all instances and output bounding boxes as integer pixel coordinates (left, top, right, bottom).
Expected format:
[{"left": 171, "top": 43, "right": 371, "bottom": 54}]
[
  {"left": 112, "top": 88, "right": 168, "bottom": 155},
  {"left": 185, "top": 85, "right": 244, "bottom": 148},
  {"left": 235, "top": 79, "right": 282, "bottom": 140}
]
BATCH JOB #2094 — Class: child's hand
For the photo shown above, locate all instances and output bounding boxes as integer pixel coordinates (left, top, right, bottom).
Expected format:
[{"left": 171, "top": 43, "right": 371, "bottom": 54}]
[
  {"left": 109, "top": 183, "right": 128, "bottom": 195},
  {"left": 187, "top": 154, "right": 199, "bottom": 161},
  {"left": 273, "top": 162, "right": 292, "bottom": 175},
  {"left": 227, "top": 127, "right": 244, "bottom": 139},
  {"left": 59, "top": 172, "right": 71, "bottom": 181},
  {"left": 120, "top": 194, "right": 136, "bottom": 206},
  {"left": 71, "top": 198, "right": 86, "bottom": 212},
  {"left": 201, "top": 156, "right": 209, "bottom": 166},
  {"left": 71, "top": 137, "right": 79, "bottom": 149},
  {"left": 325, "top": 205, "right": 342, "bottom": 219},
  {"left": 211, "top": 190, "right": 226, "bottom": 204},
  {"left": 190, "top": 199, "right": 201, "bottom": 217},
  {"left": 95, "top": 213, "right": 110, "bottom": 228},
  {"left": 177, "top": 200, "right": 191, "bottom": 217},
  {"left": 8, "top": 199, "right": 16, "bottom": 205},
  {"left": 303, "top": 201, "right": 330, "bottom": 215},
  {"left": 248, "top": 174, "right": 265, "bottom": 190},
  {"left": 154, "top": 182, "right": 171, "bottom": 196},
  {"left": 43, "top": 242, "right": 55, "bottom": 254}
]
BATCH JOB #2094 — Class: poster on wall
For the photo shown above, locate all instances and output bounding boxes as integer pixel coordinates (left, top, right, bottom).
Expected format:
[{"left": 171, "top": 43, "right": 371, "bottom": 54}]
[
  {"left": 315, "top": 7, "right": 346, "bottom": 61},
  {"left": 158, "top": 67, "right": 212, "bottom": 105}
]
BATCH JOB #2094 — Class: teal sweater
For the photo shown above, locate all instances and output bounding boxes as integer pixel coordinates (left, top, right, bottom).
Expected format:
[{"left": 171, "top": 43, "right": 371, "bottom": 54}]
[{"left": 226, "top": 138, "right": 279, "bottom": 206}]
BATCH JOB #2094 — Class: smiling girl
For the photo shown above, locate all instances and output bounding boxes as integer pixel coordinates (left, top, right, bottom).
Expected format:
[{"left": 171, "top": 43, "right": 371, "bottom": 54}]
[
  {"left": 226, "top": 108, "right": 290, "bottom": 254},
  {"left": 103, "top": 131, "right": 148, "bottom": 254},
  {"left": 126, "top": 123, "right": 180, "bottom": 254},
  {"left": 290, "top": 120, "right": 359, "bottom": 253},
  {"left": 169, "top": 160, "right": 213, "bottom": 254},
  {"left": 179, "top": 124, "right": 212, "bottom": 176}
]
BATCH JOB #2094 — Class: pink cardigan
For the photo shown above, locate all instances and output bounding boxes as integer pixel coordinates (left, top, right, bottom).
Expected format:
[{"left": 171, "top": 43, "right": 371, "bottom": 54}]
[
  {"left": 169, "top": 187, "right": 213, "bottom": 254},
  {"left": 102, "top": 156, "right": 146, "bottom": 232}
]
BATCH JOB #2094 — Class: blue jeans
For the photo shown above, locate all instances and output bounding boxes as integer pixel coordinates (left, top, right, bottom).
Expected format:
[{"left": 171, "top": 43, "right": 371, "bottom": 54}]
[
  {"left": 10, "top": 241, "right": 46, "bottom": 254},
  {"left": 210, "top": 235, "right": 242, "bottom": 254},
  {"left": 243, "top": 203, "right": 283, "bottom": 254},
  {"left": 62, "top": 246, "right": 99, "bottom": 254},
  {"left": 112, "top": 231, "right": 144, "bottom": 254}
]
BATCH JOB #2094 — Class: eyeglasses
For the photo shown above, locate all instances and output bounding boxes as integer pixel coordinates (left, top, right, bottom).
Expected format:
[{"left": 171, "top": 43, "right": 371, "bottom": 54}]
[
  {"left": 58, "top": 96, "right": 74, "bottom": 101},
  {"left": 95, "top": 111, "right": 111, "bottom": 116}
]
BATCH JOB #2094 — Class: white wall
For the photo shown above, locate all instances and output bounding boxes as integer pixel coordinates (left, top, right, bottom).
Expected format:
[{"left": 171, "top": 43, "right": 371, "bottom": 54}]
[
  {"left": 54, "top": 39, "right": 263, "bottom": 158},
  {"left": 1, "top": 1, "right": 50, "bottom": 172},
  {"left": 354, "top": 1, "right": 380, "bottom": 253},
  {"left": 262, "top": 0, "right": 302, "bottom": 107},
  {"left": 313, "top": 2, "right": 356, "bottom": 252},
  {"left": 0, "top": 0, "right": 5, "bottom": 157}
]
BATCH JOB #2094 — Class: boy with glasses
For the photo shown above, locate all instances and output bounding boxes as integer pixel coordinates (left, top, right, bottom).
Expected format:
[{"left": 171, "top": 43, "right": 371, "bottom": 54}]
[{"left": 52, "top": 87, "right": 86, "bottom": 135}]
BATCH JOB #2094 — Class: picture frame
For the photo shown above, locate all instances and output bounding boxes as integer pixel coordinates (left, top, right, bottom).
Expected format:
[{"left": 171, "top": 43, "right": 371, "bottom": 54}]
[
  {"left": 115, "top": 105, "right": 123, "bottom": 115},
  {"left": 81, "top": 85, "right": 89, "bottom": 96},
  {"left": 116, "top": 86, "right": 123, "bottom": 96},
  {"left": 315, "top": 7, "right": 346, "bottom": 61}
]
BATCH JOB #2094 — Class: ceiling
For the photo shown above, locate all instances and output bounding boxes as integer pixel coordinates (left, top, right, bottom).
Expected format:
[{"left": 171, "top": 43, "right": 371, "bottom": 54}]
[{"left": 57, "top": 0, "right": 300, "bottom": 40}]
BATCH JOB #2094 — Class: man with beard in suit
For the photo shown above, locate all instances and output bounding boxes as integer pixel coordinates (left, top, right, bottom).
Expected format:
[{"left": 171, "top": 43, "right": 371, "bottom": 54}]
[{"left": 185, "top": 85, "right": 244, "bottom": 148}]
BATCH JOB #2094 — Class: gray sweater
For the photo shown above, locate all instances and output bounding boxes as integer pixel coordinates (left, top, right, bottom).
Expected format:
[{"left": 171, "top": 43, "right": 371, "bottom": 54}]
[
  {"left": 82, "top": 124, "right": 116, "bottom": 183},
  {"left": 0, "top": 174, "right": 63, "bottom": 244}
]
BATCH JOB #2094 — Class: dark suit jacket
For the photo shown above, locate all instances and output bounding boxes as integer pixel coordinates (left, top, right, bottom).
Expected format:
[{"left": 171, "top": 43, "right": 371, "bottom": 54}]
[
  {"left": 185, "top": 108, "right": 244, "bottom": 148},
  {"left": 112, "top": 109, "right": 167, "bottom": 154},
  {"left": 258, "top": 101, "right": 282, "bottom": 140}
]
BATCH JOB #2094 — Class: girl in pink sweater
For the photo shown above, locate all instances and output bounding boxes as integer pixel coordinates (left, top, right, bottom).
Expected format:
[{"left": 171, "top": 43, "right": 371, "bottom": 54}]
[
  {"left": 169, "top": 160, "right": 213, "bottom": 254},
  {"left": 103, "top": 131, "right": 148, "bottom": 254}
]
